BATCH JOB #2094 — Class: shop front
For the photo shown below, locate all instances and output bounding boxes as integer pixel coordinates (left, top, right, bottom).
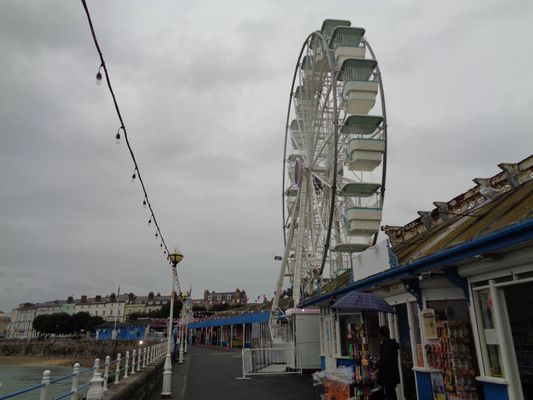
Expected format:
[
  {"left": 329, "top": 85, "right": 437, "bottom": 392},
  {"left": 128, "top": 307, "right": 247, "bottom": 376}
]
[
  {"left": 188, "top": 310, "right": 270, "bottom": 349},
  {"left": 315, "top": 291, "right": 396, "bottom": 399},
  {"left": 465, "top": 244, "right": 533, "bottom": 400},
  {"left": 372, "top": 277, "right": 480, "bottom": 400}
]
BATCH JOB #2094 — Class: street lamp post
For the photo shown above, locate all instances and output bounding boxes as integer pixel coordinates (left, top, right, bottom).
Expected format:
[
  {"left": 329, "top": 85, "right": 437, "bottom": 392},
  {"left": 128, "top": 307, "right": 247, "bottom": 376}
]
[
  {"left": 178, "top": 294, "right": 190, "bottom": 364},
  {"left": 161, "top": 250, "right": 183, "bottom": 398}
]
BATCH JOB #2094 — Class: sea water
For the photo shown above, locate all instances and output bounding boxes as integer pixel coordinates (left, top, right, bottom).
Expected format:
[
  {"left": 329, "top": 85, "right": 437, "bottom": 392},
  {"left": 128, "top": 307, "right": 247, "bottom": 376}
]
[{"left": 0, "top": 364, "right": 81, "bottom": 399}]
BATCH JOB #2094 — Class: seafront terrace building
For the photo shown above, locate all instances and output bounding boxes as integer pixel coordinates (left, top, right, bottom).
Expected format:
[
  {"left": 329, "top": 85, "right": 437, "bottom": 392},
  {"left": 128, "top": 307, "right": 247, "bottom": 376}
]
[
  {"left": 7, "top": 303, "right": 37, "bottom": 339},
  {"left": 7, "top": 291, "right": 168, "bottom": 339},
  {"left": 201, "top": 288, "right": 248, "bottom": 306},
  {"left": 123, "top": 292, "right": 170, "bottom": 317},
  {"left": 0, "top": 311, "right": 9, "bottom": 338}
]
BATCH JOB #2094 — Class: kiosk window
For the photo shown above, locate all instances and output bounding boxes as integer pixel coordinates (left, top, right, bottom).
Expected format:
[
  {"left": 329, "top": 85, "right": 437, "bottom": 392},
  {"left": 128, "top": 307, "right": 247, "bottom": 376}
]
[
  {"left": 339, "top": 313, "right": 362, "bottom": 356},
  {"left": 475, "top": 289, "right": 503, "bottom": 377}
]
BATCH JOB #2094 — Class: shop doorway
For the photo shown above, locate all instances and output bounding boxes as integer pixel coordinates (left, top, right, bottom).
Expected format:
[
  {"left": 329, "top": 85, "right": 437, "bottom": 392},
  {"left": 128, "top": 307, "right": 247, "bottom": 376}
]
[
  {"left": 504, "top": 280, "right": 533, "bottom": 399},
  {"left": 396, "top": 303, "right": 416, "bottom": 400}
]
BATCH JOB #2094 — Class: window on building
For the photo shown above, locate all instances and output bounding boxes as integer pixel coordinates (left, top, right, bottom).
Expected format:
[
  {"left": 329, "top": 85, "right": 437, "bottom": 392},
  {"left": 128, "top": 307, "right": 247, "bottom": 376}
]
[
  {"left": 227, "top": 295, "right": 232, "bottom": 300},
  {"left": 208, "top": 296, "right": 212, "bottom": 301},
  {"left": 474, "top": 289, "right": 503, "bottom": 377},
  {"left": 410, "top": 302, "right": 424, "bottom": 367},
  {"left": 217, "top": 295, "right": 221, "bottom": 300}
]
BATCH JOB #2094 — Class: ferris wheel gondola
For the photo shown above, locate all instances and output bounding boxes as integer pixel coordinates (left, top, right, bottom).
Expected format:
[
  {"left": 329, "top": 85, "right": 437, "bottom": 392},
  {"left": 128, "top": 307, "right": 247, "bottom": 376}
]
[{"left": 271, "top": 20, "right": 388, "bottom": 333}]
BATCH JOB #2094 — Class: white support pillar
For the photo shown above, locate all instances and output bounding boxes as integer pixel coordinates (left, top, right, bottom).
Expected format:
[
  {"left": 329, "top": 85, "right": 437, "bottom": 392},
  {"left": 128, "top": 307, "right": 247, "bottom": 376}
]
[
  {"left": 131, "top": 350, "right": 136, "bottom": 375},
  {"left": 70, "top": 363, "right": 80, "bottom": 400},
  {"left": 103, "top": 356, "right": 110, "bottom": 391},
  {"left": 114, "top": 353, "right": 121, "bottom": 384},
  {"left": 406, "top": 303, "right": 418, "bottom": 367},
  {"left": 242, "top": 324, "right": 245, "bottom": 349},
  {"left": 124, "top": 351, "right": 129, "bottom": 379},
  {"left": 40, "top": 370, "right": 51, "bottom": 400}
]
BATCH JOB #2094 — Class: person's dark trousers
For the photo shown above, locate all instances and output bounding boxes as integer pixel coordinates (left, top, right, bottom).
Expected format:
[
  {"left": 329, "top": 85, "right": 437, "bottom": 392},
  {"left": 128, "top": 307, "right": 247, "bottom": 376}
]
[{"left": 383, "top": 383, "right": 397, "bottom": 400}]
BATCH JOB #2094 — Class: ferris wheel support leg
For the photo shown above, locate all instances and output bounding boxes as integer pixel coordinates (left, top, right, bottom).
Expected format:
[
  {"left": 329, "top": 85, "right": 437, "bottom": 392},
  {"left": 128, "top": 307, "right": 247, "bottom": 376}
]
[
  {"left": 270, "top": 187, "right": 302, "bottom": 336},
  {"left": 292, "top": 174, "right": 310, "bottom": 306}
]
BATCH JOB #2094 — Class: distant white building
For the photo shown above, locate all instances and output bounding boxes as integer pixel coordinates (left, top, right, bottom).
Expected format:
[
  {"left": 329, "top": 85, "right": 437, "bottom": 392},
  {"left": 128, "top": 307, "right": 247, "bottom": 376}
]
[
  {"left": 7, "top": 291, "right": 168, "bottom": 339},
  {"left": 0, "top": 310, "right": 10, "bottom": 338},
  {"left": 7, "top": 303, "right": 37, "bottom": 339},
  {"left": 74, "top": 293, "right": 127, "bottom": 322}
]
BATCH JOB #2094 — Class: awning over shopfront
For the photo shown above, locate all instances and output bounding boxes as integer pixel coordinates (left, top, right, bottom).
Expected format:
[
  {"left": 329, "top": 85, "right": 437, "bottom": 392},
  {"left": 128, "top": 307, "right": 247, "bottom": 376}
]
[
  {"left": 188, "top": 310, "right": 269, "bottom": 329},
  {"left": 331, "top": 291, "right": 394, "bottom": 313},
  {"left": 301, "top": 218, "right": 533, "bottom": 308}
]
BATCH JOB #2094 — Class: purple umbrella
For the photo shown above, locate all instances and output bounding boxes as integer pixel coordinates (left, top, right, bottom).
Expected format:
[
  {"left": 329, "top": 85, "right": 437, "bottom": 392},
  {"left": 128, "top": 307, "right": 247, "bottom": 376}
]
[{"left": 331, "top": 291, "right": 394, "bottom": 313}]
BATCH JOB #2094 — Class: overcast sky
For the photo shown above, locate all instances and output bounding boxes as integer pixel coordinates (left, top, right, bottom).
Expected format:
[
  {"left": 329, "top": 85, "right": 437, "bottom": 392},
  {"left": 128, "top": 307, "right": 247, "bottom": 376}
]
[{"left": 1, "top": 0, "right": 532, "bottom": 313}]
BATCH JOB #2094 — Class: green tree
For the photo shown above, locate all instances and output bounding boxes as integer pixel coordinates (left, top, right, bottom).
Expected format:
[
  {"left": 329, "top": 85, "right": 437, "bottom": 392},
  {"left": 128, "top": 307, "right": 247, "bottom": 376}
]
[
  {"left": 70, "top": 312, "right": 92, "bottom": 333},
  {"left": 33, "top": 313, "right": 71, "bottom": 334}
]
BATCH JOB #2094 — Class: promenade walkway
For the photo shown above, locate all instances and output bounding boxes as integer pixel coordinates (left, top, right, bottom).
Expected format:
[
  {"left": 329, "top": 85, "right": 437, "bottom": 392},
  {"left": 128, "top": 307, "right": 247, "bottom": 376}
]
[{"left": 148, "top": 345, "right": 317, "bottom": 400}]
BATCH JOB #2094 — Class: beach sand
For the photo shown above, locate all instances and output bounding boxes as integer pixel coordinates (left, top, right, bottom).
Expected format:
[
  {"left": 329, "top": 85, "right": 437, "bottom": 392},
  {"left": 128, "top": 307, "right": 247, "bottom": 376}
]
[{"left": 0, "top": 355, "right": 94, "bottom": 367}]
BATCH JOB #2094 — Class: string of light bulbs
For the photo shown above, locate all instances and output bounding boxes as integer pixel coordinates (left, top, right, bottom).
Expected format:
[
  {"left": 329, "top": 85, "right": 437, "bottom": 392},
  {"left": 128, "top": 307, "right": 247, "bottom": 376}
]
[{"left": 81, "top": 0, "right": 175, "bottom": 268}]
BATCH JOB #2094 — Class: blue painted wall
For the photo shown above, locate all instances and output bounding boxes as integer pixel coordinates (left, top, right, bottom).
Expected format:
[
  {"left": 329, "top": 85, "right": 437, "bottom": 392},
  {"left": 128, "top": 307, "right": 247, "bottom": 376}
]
[
  {"left": 96, "top": 325, "right": 147, "bottom": 340},
  {"left": 415, "top": 371, "right": 433, "bottom": 400},
  {"left": 481, "top": 381, "right": 509, "bottom": 400}
]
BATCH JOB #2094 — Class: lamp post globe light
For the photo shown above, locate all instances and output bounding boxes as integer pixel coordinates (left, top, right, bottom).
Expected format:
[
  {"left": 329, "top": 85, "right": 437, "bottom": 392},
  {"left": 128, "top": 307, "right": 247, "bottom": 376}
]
[{"left": 161, "top": 249, "right": 183, "bottom": 398}]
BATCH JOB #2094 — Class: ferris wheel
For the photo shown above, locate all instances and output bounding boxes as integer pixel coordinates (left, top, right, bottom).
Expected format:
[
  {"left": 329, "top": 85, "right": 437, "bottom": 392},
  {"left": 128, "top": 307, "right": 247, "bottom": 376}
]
[{"left": 271, "top": 19, "right": 388, "bottom": 320}]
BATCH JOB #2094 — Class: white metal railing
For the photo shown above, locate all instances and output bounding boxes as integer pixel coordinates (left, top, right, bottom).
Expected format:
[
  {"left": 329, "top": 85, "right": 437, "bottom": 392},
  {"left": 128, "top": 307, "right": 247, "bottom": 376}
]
[
  {"left": 240, "top": 347, "right": 302, "bottom": 378},
  {"left": 0, "top": 342, "right": 167, "bottom": 400}
]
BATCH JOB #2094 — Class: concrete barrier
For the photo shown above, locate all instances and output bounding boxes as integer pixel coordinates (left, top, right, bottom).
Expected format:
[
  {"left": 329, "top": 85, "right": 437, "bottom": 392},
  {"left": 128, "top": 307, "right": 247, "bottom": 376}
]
[{"left": 103, "top": 358, "right": 165, "bottom": 400}]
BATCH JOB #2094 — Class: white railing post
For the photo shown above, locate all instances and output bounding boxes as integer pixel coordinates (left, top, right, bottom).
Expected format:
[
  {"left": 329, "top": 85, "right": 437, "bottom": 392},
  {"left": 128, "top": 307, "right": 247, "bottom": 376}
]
[
  {"left": 93, "top": 358, "right": 100, "bottom": 378},
  {"left": 149, "top": 345, "right": 152, "bottom": 363},
  {"left": 115, "top": 353, "right": 121, "bottom": 384},
  {"left": 124, "top": 351, "right": 129, "bottom": 379},
  {"left": 103, "top": 356, "right": 110, "bottom": 391},
  {"left": 70, "top": 363, "right": 80, "bottom": 400},
  {"left": 39, "top": 370, "right": 51, "bottom": 400},
  {"left": 131, "top": 350, "right": 136, "bottom": 375},
  {"left": 137, "top": 347, "right": 142, "bottom": 371},
  {"left": 143, "top": 347, "right": 147, "bottom": 368}
]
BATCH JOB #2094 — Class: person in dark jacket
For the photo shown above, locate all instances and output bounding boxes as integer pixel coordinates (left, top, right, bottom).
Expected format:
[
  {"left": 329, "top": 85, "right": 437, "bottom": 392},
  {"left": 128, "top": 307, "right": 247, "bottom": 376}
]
[{"left": 376, "top": 326, "right": 400, "bottom": 400}]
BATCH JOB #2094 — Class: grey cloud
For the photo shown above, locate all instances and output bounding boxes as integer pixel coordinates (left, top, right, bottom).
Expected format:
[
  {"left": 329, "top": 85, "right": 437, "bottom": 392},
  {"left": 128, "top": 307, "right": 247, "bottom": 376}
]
[{"left": 1, "top": 0, "right": 532, "bottom": 312}]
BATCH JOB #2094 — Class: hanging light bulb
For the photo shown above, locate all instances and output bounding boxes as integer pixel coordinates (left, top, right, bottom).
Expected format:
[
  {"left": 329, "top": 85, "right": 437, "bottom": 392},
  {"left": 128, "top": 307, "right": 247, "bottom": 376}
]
[
  {"left": 148, "top": 217, "right": 152, "bottom": 225},
  {"left": 143, "top": 199, "right": 147, "bottom": 208},
  {"left": 155, "top": 232, "right": 158, "bottom": 238},
  {"left": 115, "top": 128, "right": 121, "bottom": 144},
  {"left": 131, "top": 170, "right": 137, "bottom": 183},
  {"left": 160, "top": 243, "right": 163, "bottom": 248},
  {"left": 96, "top": 64, "right": 103, "bottom": 85}
]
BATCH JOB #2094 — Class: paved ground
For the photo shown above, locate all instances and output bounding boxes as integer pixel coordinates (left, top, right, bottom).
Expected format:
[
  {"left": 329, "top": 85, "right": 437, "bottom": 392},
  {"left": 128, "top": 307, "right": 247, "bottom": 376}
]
[{"left": 148, "top": 345, "right": 319, "bottom": 400}]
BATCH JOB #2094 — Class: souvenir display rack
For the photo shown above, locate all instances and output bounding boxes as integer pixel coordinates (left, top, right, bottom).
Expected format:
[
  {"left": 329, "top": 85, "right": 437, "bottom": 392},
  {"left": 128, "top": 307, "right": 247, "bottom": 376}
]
[
  {"left": 347, "top": 322, "right": 379, "bottom": 400},
  {"left": 425, "top": 320, "right": 478, "bottom": 400}
]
